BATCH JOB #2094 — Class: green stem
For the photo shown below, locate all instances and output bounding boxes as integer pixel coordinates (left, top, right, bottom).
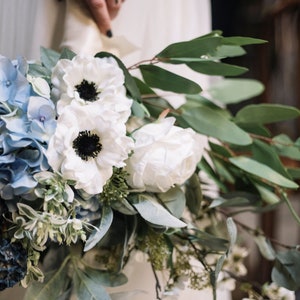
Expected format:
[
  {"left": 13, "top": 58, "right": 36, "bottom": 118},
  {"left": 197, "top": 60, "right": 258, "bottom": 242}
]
[{"left": 282, "top": 193, "right": 300, "bottom": 225}]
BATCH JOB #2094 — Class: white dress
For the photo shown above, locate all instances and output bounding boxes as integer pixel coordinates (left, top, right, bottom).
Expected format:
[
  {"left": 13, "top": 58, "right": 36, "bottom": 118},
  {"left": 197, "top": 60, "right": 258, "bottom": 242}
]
[{"left": 0, "top": 1, "right": 231, "bottom": 299}]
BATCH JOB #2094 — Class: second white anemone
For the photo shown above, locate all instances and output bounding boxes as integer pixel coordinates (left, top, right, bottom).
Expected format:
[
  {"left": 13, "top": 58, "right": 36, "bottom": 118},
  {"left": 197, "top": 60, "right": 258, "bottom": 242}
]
[{"left": 46, "top": 104, "right": 134, "bottom": 195}]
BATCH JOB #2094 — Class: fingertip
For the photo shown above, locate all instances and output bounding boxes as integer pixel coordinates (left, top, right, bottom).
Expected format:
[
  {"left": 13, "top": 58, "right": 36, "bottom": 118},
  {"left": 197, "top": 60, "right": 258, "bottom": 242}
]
[{"left": 106, "top": 29, "right": 113, "bottom": 38}]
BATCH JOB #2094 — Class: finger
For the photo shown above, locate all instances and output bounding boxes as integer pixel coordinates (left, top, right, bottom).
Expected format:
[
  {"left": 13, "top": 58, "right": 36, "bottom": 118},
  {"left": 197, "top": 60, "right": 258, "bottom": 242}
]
[
  {"left": 105, "top": 0, "right": 122, "bottom": 20},
  {"left": 84, "top": 0, "right": 113, "bottom": 37}
]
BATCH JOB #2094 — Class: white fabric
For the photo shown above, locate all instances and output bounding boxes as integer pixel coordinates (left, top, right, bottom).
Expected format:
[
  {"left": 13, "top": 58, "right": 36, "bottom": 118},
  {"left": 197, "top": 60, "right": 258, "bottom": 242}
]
[{"left": 0, "top": 1, "right": 231, "bottom": 299}]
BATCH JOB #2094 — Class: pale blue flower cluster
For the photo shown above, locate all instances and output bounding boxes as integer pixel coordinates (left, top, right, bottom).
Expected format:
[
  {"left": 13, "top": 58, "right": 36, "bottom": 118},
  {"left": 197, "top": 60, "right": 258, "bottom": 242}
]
[{"left": 0, "top": 55, "right": 56, "bottom": 204}]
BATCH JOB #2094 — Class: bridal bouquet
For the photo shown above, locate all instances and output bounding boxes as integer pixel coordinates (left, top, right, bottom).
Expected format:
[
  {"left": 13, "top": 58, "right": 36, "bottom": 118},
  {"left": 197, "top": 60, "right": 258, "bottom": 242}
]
[{"left": 0, "top": 31, "right": 299, "bottom": 300}]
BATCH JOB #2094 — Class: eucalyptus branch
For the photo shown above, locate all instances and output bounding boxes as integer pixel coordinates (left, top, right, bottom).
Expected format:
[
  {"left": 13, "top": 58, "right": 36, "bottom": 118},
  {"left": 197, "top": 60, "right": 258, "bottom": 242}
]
[
  {"left": 250, "top": 133, "right": 296, "bottom": 148},
  {"left": 282, "top": 192, "right": 300, "bottom": 225},
  {"left": 127, "top": 57, "right": 160, "bottom": 70},
  {"left": 150, "top": 261, "right": 162, "bottom": 300},
  {"left": 140, "top": 97, "right": 182, "bottom": 116},
  {"left": 218, "top": 209, "right": 295, "bottom": 250}
]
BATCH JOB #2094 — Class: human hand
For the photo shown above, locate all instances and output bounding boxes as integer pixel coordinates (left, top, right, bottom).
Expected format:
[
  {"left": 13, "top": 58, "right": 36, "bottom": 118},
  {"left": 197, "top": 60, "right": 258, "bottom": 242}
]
[{"left": 84, "top": 0, "right": 124, "bottom": 38}]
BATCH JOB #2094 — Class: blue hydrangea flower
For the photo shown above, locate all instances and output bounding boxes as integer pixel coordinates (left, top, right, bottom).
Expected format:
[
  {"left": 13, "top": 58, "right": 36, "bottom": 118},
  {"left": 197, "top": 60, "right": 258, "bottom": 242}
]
[
  {"left": 0, "top": 55, "right": 55, "bottom": 202},
  {"left": 0, "top": 55, "right": 30, "bottom": 112}
]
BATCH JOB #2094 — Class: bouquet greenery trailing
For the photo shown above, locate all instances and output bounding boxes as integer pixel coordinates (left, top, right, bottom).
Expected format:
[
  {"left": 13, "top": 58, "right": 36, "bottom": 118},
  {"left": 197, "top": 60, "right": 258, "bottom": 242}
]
[{"left": 0, "top": 31, "right": 299, "bottom": 300}]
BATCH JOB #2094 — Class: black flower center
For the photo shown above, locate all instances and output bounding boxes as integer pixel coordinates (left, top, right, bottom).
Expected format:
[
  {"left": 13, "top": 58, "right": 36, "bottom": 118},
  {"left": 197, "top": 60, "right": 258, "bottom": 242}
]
[
  {"left": 75, "top": 79, "right": 99, "bottom": 101},
  {"left": 72, "top": 130, "right": 102, "bottom": 161}
]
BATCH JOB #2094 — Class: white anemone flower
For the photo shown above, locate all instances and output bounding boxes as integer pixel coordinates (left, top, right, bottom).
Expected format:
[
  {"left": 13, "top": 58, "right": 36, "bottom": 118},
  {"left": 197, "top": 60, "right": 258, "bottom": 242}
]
[
  {"left": 51, "top": 55, "right": 127, "bottom": 114},
  {"left": 46, "top": 105, "right": 134, "bottom": 195}
]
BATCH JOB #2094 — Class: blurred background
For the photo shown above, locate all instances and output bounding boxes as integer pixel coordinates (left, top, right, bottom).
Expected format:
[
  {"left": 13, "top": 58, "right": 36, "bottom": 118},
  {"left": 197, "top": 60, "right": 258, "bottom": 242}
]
[{"left": 211, "top": 0, "right": 300, "bottom": 299}]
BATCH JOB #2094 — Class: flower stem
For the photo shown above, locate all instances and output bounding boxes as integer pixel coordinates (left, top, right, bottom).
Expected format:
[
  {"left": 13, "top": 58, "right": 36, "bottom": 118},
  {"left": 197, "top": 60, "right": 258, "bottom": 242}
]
[{"left": 282, "top": 192, "right": 300, "bottom": 225}]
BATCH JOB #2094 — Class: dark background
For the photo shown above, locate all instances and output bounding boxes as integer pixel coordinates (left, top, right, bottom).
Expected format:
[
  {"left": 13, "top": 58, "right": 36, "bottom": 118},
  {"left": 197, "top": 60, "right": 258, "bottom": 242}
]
[{"left": 211, "top": 1, "right": 300, "bottom": 299}]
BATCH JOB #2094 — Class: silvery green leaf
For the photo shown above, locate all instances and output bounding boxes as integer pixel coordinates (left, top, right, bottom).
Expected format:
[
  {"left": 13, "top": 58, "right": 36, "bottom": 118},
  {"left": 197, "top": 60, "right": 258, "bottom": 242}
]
[
  {"left": 215, "top": 254, "right": 227, "bottom": 280},
  {"left": 132, "top": 194, "right": 186, "bottom": 228},
  {"left": 207, "top": 79, "right": 264, "bottom": 104},
  {"left": 185, "top": 173, "right": 202, "bottom": 216},
  {"left": 229, "top": 156, "right": 299, "bottom": 189},
  {"left": 84, "top": 206, "right": 113, "bottom": 252},
  {"left": 253, "top": 235, "right": 276, "bottom": 261},
  {"left": 73, "top": 268, "right": 111, "bottom": 300},
  {"left": 253, "top": 183, "right": 281, "bottom": 205},
  {"left": 235, "top": 104, "right": 300, "bottom": 124},
  {"left": 271, "top": 250, "right": 300, "bottom": 290},
  {"left": 40, "top": 47, "right": 60, "bottom": 70},
  {"left": 226, "top": 217, "right": 237, "bottom": 251},
  {"left": 83, "top": 267, "right": 128, "bottom": 287},
  {"left": 111, "top": 198, "right": 137, "bottom": 215},
  {"left": 59, "top": 47, "right": 76, "bottom": 60},
  {"left": 24, "top": 258, "right": 70, "bottom": 300},
  {"left": 157, "top": 186, "right": 186, "bottom": 218}
]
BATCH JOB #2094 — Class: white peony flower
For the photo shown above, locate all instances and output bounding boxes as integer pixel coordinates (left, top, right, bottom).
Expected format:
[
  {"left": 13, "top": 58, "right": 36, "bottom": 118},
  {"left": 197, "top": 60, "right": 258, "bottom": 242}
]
[
  {"left": 125, "top": 117, "right": 206, "bottom": 193},
  {"left": 51, "top": 55, "right": 128, "bottom": 115},
  {"left": 46, "top": 104, "right": 134, "bottom": 194}
]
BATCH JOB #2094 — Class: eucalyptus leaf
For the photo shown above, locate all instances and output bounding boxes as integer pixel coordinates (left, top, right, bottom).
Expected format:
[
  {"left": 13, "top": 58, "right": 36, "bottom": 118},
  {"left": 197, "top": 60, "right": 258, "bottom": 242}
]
[
  {"left": 288, "top": 167, "right": 300, "bottom": 180},
  {"left": 209, "top": 192, "right": 260, "bottom": 208},
  {"left": 59, "top": 47, "right": 76, "bottom": 60},
  {"left": 252, "top": 139, "right": 291, "bottom": 179},
  {"left": 28, "top": 63, "right": 51, "bottom": 81},
  {"left": 132, "top": 194, "right": 186, "bottom": 228},
  {"left": 215, "top": 254, "right": 227, "bottom": 281},
  {"left": 185, "top": 173, "right": 203, "bottom": 215},
  {"left": 190, "top": 229, "right": 228, "bottom": 251},
  {"left": 24, "top": 258, "right": 70, "bottom": 300},
  {"left": 223, "top": 36, "right": 267, "bottom": 46},
  {"left": 226, "top": 217, "right": 237, "bottom": 250},
  {"left": 235, "top": 104, "right": 300, "bottom": 124},
  {"left": 182, "top": 106, "right": 252, "bottom": 145},
  {"left": 40, "top": 47, "right": 60, "bottom": 70},
  {"left": 83, "top": 266, "right": 128, "bottom": 287},
  {"left": 253, "top": 235, "right": 276, "bottom": 260},
  {"left": 271, "top": 250, "right": 300, "bottom": 290},
  {"left": 229, "top": 156, "right": 299, "bottom": 189},
  {"left": 156, "top": 36, "right": 222, "bottom": 58},
  {"left": 73, "top": 268, "right": 111, "bottom": 300},
  {"left": 198, "top": 158, "right": 228, "bottom": 192},
  {"left": 208, "top": 79, "right": 264, "bottom": 104},
  {"left": 111, "top": 197, "right": 137, "bottom": 215},
  {"left": 157, "top": 186, "right": 186, "bottom": 218},
  {"left": 84, "top": 206, "right": 113, "bottom": 252},
  {"left": 273, "top": 134, "right": 300, "bottom": 161},
  {"left": 139, "top": 64, "right": 202, "bottom": 94},
  {"left": 212, "top": 158, "right": 235, "bottom": 184},
  {"left": 187, "top": 61, "right": 248, "bottom": 76},
  {"left": 253, "top": 183, "right": 281, "bottom": 205},
  {"left": 214, "top": 45, "right": 246, "bottom": 58}
]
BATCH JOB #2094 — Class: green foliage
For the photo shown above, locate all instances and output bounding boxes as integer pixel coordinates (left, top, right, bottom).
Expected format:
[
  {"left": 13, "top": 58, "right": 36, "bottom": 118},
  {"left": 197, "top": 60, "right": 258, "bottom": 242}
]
[
  {"left": 182, "top": 105, "right": 252, "bottom": 145},
  {"left": 235, "top": 104, "right": 300, "bottom": 124},
  {"left": 84, "top": 206, "right": 113, "bottom": 252},
  {"left": 229, "top": 156, "right": 298, "bottom": 189},
  {"left": 139, "top": 64, "right": 202, "bottom": 94},
  {"left": 208, "top": 79, "right": 264, "bottom": 104},
  {"left": 272, "top": 250, "right": 300, "bottom": 290},
  {"left": 131, "top": 193, "right": 186, "bottom": 228}
]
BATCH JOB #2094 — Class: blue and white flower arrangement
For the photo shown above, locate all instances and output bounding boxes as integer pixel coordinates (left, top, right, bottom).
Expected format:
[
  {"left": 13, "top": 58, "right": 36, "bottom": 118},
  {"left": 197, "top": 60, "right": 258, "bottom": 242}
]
[{"left": 0, "top": 32, "right": 299, "bottom": 300}]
